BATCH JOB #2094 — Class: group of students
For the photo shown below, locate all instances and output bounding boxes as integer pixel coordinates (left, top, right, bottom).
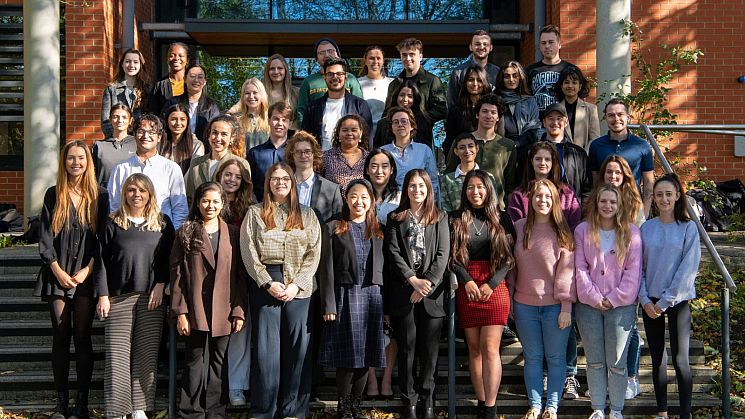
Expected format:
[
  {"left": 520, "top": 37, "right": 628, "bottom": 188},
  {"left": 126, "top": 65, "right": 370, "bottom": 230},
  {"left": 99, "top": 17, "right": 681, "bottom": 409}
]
[{"left": 34, "top": 24, "right": 702, "bottom": 419}]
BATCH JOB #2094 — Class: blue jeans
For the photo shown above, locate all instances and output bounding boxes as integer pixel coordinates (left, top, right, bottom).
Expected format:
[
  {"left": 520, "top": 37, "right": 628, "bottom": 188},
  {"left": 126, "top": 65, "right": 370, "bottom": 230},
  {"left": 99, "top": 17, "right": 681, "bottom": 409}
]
[
  {"left": 627, "top": 325, "right": 640, "bottom": 376},
  {"left": 514, "top": 302, "right": 571, "bottom": 411},
  {"left": 575, "top": 303, "right": 637, "bottom": 412}
]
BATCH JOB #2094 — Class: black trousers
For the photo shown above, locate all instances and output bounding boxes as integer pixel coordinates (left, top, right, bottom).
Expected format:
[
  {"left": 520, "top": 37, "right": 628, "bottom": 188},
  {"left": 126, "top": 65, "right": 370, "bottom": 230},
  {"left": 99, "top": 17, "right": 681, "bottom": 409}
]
[
  {"left": 392, "top": 303, "right": 444, "bottom": 408},
  {"left": 642, "top": 299, "right": 693, "bottom": 419},
  {"left": 179, "top": 330, "right": 230, "bottom": 419}
]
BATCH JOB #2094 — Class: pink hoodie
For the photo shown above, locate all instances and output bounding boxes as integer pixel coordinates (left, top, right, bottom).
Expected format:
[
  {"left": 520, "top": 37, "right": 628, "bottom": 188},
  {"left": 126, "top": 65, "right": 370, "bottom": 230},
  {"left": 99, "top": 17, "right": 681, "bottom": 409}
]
[{"left": 573, "top": 221, "right": 642, "bottom": 308}]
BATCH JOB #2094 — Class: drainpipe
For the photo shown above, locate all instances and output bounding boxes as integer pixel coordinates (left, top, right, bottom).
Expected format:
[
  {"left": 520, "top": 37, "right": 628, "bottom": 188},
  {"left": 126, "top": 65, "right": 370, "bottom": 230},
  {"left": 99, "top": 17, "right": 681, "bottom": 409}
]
[
  {"left": 534, "top": 0, "right": 546, "bottom": 62},
  {"left": 123, "top": 0, "right": 135, "bottom": 50}
]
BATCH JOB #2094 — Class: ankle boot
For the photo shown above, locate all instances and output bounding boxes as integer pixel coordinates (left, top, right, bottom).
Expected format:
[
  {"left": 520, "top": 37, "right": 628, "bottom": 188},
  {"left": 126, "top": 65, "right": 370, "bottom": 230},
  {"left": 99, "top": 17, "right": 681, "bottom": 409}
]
[
  {"left": 477, "top": 400, "right": 486, "bottom": 419},
  {"left": 69, "top": 390, "right": 90, "bottom": 419},
  {"left": 50, "top": 391, "right": 69, "bottom": 419},
  {"left": 350, "top": 395, "right": 365, "bottom": 419},
  {"left": 337, "top": 396, "right": 353, "bottom": 419},
  {"left": 484, "top": 405, "right": 498, "bottom": 419}
]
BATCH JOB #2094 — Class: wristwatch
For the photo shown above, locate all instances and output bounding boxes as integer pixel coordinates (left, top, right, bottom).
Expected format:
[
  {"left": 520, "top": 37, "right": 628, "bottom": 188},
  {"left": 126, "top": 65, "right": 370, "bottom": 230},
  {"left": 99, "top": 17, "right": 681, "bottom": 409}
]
[{"left": 262, "top": 282, "right": 272, "bottom": 290}]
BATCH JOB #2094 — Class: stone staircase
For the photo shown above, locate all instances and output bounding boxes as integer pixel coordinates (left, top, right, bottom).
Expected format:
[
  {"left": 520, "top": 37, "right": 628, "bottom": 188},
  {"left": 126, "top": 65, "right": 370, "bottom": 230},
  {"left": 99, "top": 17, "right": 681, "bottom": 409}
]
[{"left": 0, "top": 244, "right": 724, "bottom": 417}]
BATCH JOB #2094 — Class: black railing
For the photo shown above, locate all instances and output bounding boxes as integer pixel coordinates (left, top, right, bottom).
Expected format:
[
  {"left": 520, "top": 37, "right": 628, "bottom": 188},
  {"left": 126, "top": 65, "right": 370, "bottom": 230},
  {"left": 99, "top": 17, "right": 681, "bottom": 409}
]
[{"left": 630, "top": 123, "right": 738, "bottom": 419}]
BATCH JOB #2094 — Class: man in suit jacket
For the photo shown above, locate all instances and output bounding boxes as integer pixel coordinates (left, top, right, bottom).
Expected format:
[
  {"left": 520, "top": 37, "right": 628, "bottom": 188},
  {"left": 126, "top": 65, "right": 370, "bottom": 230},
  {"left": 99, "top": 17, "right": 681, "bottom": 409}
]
[
  {"left": 302, "top": 57, "right": 373, "bottom": 152},
  {"left": 285, "top": 131, "right": 343, "bottom": 223}
]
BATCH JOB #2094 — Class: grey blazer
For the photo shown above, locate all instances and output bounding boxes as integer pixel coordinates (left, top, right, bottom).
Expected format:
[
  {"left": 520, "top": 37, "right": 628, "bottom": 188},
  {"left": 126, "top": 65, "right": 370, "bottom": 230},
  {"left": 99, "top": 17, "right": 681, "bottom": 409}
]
[
  {"left": 562, "top": 98, "right": 600, "bottom": 150},
  {"left": 309, "top": 175, "right": 343, "bottom": 224},
  {"left": 101, "top": 80, "right": 149, "bottom": 138}
]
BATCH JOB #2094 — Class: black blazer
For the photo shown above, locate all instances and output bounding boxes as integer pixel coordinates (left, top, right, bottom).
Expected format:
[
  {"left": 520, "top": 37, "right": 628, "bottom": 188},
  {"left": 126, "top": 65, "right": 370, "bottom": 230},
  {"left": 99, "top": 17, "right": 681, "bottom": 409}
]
[
  {"left": 318, "top": 220, "right": 384, "bottom": 314},
  {"left": 309, "top": 175, "right": 343, "bottom": 224},
  {"left": 301, "top": 91, "right": 373, "bottom": 144},
  {"left": 384, "top": 211, "right": 450, "bottom": 318}
]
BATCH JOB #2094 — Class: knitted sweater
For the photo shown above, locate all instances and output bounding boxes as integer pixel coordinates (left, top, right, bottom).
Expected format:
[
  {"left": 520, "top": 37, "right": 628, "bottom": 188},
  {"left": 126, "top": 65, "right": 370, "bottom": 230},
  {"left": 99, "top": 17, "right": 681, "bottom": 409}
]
[{"left": 510, "top": 219, "right": 576, "bottom": 312}]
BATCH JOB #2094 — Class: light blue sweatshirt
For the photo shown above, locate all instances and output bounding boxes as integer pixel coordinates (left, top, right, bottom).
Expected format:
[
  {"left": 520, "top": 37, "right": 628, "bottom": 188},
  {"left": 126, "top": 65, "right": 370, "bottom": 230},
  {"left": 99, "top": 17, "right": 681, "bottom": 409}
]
[{"left": 639, "top": 217, "right": 701, "bottom": 311}]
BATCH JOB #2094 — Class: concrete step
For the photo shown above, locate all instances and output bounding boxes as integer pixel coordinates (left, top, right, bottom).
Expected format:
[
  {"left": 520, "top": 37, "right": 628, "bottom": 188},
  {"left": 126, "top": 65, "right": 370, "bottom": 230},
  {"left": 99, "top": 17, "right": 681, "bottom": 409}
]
[{"left": 0, "top": 391, "right": 722, "bottom": 418}]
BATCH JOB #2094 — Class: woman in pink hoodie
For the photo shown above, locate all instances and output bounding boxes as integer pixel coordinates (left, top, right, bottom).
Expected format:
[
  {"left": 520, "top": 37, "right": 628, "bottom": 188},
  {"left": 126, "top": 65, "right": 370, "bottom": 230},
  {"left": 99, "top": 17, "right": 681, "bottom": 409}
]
[{"left": 574, "top": 184, "right": 642, "bottom": 419}]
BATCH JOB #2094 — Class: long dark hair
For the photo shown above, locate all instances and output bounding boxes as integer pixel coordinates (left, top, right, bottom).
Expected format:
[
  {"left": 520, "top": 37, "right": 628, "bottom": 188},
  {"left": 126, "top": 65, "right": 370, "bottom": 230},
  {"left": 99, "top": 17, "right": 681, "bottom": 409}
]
[
  {"left": 520, "top": 142, "right": 563, "bottom": 191},
  {"left": 160, "top": 103, "right": 195, "bottom": 164},
  {"left": 216, "top": 159, "right": 254, "bottom": 224},
  {"left": 450, "top": 170, "right": 514, "bottom": 273},
  {"left": 652, "top": 173, "right": 690, "bottom": 222},
  {"left": 494, "top": 60, "right": 531, "bottom": 96},
  {"left": 390, "top": 79, "right": 429, "bottom": 122},
  {"left": 393, "top": 169, "right": 440, "bottom": 226},
  {"left": 358, "top": 45, "right": 387, "bottom": 77},
  {"left": 457, "top": 65, "right": 492, "bottom": 130},
  {"left": 364, "top": 148, "right": 399, "bottom": 202},
  {"left": 178, "top": 182, "right": 225, "bottom": 252},
  {"left": 335, "top": 179, "right": 383, "bottom": 239}
]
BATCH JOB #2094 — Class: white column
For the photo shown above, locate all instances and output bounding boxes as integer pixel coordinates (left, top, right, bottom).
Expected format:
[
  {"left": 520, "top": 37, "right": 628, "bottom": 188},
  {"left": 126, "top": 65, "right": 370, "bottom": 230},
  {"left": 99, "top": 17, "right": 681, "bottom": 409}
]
[
  {"left": 596, "top": 0, "right": 631, "bottom": 106},
  {"left": 23, "top": 0, "right": 60, "bottom": 219}
]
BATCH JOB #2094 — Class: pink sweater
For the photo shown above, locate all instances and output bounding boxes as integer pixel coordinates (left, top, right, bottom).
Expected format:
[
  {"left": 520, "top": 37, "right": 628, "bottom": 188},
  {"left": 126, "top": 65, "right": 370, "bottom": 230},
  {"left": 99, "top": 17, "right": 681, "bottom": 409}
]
[
  {"left": 573, "top": 222, "right": 642, "bottom": 308},
  {"left": 510, "top": 219, "right": 576, "bottom": 313}
]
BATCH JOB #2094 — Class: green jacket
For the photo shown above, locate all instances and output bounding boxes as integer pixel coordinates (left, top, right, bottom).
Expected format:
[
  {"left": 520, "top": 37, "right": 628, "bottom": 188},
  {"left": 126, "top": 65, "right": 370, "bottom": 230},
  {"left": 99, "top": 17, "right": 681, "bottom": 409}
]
[
  {"left": 440, "top": 169, "right": 499, "bottom": 212},
  {"left": 445, "top": 133, "right": 517, "bottom": 210},
  {"left": 296, "top": 72, "right": 363, "bottom": 125}
]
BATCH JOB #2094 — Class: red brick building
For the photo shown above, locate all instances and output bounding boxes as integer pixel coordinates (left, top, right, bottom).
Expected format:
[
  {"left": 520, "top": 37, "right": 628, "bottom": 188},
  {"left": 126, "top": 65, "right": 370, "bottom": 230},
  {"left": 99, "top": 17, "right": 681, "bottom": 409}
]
[{"left": 1, "top": 0, "right": 743, "bottom": 212}]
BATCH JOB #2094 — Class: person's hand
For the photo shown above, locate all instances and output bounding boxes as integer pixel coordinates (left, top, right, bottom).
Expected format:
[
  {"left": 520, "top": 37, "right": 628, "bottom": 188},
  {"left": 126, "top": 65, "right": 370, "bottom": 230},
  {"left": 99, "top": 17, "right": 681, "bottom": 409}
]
[
  {"left": 177, "top": 314, "right": 190, "bottom": 336},
  {"left": 266, "top": 282, "right": 286, "bottom": 300},
  {"left": 643, "top": 302, "right": 660, "bottom": 319},
  {"left": 70, "top": 266, "right": 90, "bottom": 285},
  {"left": 323, "top": 313, "right": 337, "bottom": 322},
  {"left": 409, "top": 277, "right": 432, "bottom": 297},
  {"left": 478, "top": 283, "right": 493, "bottom": 302},
  {"left": 594, "top": 301, "right": 609, "bottom": 311},
  {"left": 232, "top": 318, "right": 244, "bottom": 333},
  {"left": 601, "top": 298, "right": 613, "bottom": 310},
  {"left": 280, "top": 283, "right": 299, "bottom": 302},
  {"left": 410, "top": 290, "right": 424, "bottom": 304},
  {"left": 558, "top": 312, "right": 572, "bottom": 329},
  {"left": 54, "top": 269, "right": 75, "bottom": 289},
  {"left": 148, "top": 283, "right": 165, "bottom": 310},
  {"left": 96, "top": 296, "right": 110, "bottom": 319},
  {"left": 464, "top": 281, "right": 479, "bottom": 302}
]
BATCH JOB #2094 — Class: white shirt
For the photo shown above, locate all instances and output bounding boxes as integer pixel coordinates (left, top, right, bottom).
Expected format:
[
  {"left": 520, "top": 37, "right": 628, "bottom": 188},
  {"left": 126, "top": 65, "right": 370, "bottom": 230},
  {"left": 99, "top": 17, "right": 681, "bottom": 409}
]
[
  {"left": 108, "top": 154, "right": 189, "bottom": 229},
  {"left": 454, "top": 162, "right": 480, "bottom": 178},
  {"left": 359, "top": 76, "right": 393, "bottom": 139},
  {"left": 296, "top": 174, "right": 316, "bottom": 206},
  {"left": 321, "top": 98, "right": 344, "bottom": 151}
]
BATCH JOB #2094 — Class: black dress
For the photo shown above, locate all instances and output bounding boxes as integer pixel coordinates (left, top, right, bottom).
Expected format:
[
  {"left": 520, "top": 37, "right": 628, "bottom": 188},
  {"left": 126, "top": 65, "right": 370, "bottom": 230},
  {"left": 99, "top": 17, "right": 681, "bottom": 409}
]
[{"left": 34, "top": 185, "right": 110, "bottom": 300}]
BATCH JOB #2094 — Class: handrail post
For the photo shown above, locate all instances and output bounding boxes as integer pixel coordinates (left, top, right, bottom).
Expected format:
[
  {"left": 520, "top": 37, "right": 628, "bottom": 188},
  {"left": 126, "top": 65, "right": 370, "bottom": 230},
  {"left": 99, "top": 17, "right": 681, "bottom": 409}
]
[
  {"left": 638, "top": 124, "right": 736, "bottom": 419},
  {"left": 448, "top": 272, "right": 458, "bottom": 418},
  {"left": 722, "top": 287, "right": 731, "bottom": 419}
]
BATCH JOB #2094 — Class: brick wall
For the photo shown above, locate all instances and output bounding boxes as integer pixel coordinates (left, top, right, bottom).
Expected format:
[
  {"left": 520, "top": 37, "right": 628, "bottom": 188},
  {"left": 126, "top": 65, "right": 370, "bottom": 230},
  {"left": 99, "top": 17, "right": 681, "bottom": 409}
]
[
  {"left": 0, "top": 0, "right": 155, "bottom": 212},
  {"left": 556, "top": 0, "right": 745, "bottom": 182}
]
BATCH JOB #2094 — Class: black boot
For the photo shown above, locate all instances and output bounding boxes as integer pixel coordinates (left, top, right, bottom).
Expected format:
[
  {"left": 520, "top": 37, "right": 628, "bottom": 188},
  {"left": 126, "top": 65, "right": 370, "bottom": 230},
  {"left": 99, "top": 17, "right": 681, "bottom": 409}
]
[
  {"left": 402, "top": 405, "right": 417, "bottom": 419},
  {"left": 68, "top": 390, "right": 90, "bottom": 419},
  {"left": 50, "top": 391, "right": 69, "bottom": 419},
  {"left": 484, "top": 405, "right": 498, "bottom": 419},
  {"left": 350, "top": 396, "right": 366, "bottom": 419},
  {"left": 337, "top": 396, "right": 353, "bottom": 419},
  {"left": 476, "top": 400, "right": 486, "bottom": 419}
]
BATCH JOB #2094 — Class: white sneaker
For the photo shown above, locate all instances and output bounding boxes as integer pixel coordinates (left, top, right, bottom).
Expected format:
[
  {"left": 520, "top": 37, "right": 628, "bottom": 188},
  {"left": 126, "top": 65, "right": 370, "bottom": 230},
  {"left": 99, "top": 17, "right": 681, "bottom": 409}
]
[
  {"left": 229, "top": 389, "right": 247, "bottom": 405},
  {"left": 131, "top": 410, "right": 148, "bottom": 419},
  {"left": 609, "top": 410, "right": 623, "bottom": 419},
  {"left": 624, "top": 376, "right": 639, "bottom": 399},
  {"left": 589, "top": 410, "right": 605, "bottom": 419}
]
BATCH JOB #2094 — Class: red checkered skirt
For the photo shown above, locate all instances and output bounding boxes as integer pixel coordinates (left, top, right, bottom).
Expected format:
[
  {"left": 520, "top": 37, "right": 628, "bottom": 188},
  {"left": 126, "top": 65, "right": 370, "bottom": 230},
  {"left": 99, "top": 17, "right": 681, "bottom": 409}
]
[{"left": 456, "top": 260, "right": 510, "bottom": 328}]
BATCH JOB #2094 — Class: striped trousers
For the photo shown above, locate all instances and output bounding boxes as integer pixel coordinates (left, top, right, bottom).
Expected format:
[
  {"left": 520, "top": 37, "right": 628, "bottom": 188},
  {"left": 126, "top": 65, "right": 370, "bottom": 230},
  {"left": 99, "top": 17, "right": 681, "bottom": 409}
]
[{"left": 104, "top": 292, "right": 164, "bottom": 417}]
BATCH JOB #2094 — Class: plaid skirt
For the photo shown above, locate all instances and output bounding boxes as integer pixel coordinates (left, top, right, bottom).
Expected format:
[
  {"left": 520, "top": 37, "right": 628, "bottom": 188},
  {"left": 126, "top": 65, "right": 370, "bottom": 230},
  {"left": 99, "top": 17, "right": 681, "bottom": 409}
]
[
  {"left": 318, "top": 283, "right": 386, "bottom": 369},
  {"left": 456, "top": 260, "right": 510, "bottom": 328}
]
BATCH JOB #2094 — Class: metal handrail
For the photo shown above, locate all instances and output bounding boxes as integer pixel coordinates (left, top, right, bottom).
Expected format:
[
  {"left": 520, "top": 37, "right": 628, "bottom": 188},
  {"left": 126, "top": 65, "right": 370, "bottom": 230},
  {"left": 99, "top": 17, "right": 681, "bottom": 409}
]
[{"left": 634, "top": 123, "right": 737, "bottom": 419}]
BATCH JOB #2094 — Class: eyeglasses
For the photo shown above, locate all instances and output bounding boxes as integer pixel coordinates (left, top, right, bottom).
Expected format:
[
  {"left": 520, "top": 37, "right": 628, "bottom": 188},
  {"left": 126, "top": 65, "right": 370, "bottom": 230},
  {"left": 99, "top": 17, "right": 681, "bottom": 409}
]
[
  {"left": 136, "top": 129, "right": 159, "bottom": 137},
  {"left": 324, "top": 72, "right": 346, "bottom": 79},
  {"left": 295, "top": 150, "right": 313, "bottom": 157},
  {"left": 391, "top": 119, "right": 410, "bottom": 126},
  {"left": 270, "top": 176, "right": 292, "bottom": 184}
]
